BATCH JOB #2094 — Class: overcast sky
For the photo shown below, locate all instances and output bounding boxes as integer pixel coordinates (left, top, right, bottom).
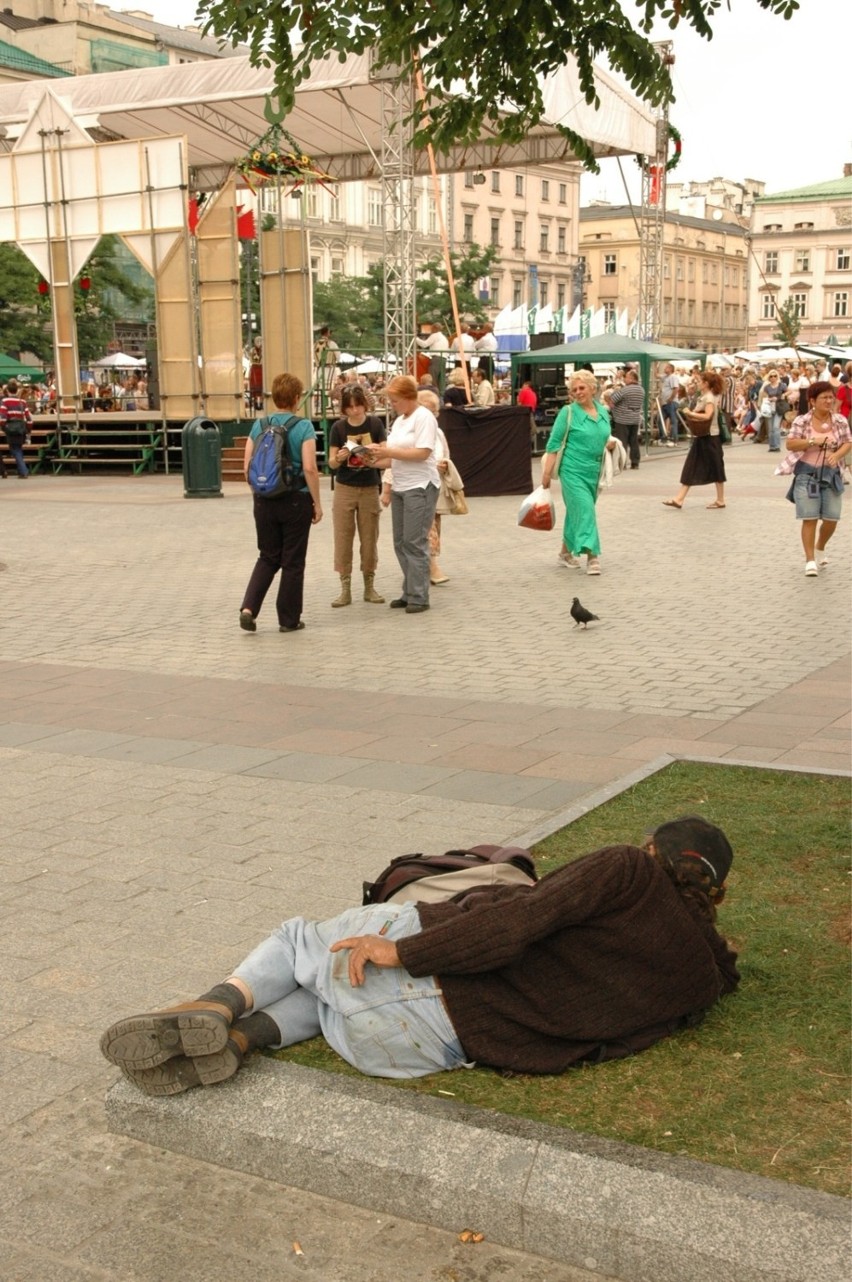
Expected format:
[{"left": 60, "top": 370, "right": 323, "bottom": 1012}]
[{"left": 136, "top": 0, "right": 850, "bottom": 198}]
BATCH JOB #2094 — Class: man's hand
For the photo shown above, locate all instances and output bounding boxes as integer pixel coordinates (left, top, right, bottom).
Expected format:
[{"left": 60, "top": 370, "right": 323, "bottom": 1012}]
[{"left": 329, "top": 934, "right": 401, "bottom": 987}]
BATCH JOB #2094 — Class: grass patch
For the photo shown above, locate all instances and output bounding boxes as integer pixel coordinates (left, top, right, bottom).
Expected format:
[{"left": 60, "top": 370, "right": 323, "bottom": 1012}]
[{"left": 271, "top": 761, "right": 851, "bottom": 1198}]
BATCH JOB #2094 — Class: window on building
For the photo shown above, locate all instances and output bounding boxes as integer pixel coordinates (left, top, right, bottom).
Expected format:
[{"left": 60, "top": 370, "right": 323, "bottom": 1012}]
[
  {"left": 701, "top": 261, "right": 708, "bottom": 284},
  {"left": 763, "top": 223, "right": 782, "bottom": 232},
  {"left": 687, "top": 299, "right": 695, "bottom": 324},
  {"left": 491, "top": 171, "right": 500, "bottom": 193},
  {"left": 603, "top": 253, "right": 617, "bottom": 275},
  {"left": 331, "top": 257, "right": 344, "bottom": 275},
  {"left": 795, "top": 249, "right": 811, "bottom": 272},
  {"left": 664, "top": 257, "right": 671, "bottom": 280},
  {"left": 367, "top": 187, "right": 382, "bottom": 227},
  {"left": 427, "top": 198, "right": 438, "bottom": 235},
  {"left": 794, "top": 221, "right": 814, "bottom": 230},
  {"left": 463, "top": 213, "right": 474, "bottom": 242},
  {"left": 676, "top": 257, "right": 684, "bottom": 281},
  {"left": 512, "top": 279, "right": 523, "bottom": 308},
  {"left": 541, "top": 179, "right": 550, "bottom": 201},
  {"left": 836, "top": 248, "right": 850, "bottom": 270},
  {"left": 489, "top": 277, "right": 500, "bottom": 307},
  {"left": 603, "top": 302, "right": 616, "bottom": 323},
  {"left": 327, "top": 184, "right": 341, "bottom": 221},
  {"left": 765, "top": 250, "right": 778, "bottom": 272},
  {"left": 558, "top": 183, "right": 567, "bottom": 205},
  {"left": 305, "top": 186, "right": 319, "bottom": 217},
  {"left": 761, "top": 293, "right": 774, "bottom": 320},
  {"left": 791, "top": 292, "right": 807, "bottom": 318},
  {"left": 711, "top": 263, "right": 718, "bottom": 284},
  {"left": 833, "top": 292, "right": 849, "bottom": 318},
  {"left": 490, "top": 217, "right": 500, "bottom": 246},
  {"left": 557, "top": 225, "right": 566, "bottom": 254},
  {"left": 540, "top": 224, "right": 550, "bottom": 253},
  {"left": 513, "top": 220, "right": 524, "bottom": 251},
  {"left": 557, "top": 282, "right": 566, "bottom": 309},
  {"left": 540, "top": 281, "right": 549, "bottom": 306},
  {"left": 702, "top": 302, "right": 710, "bottom": 325},
  {"left": 687, "top": 258, "right": 695, "bottom": 282},
  {"left": 515, "top": 174, "right": 524, "bottom": 197},
  {"left": 723, "top": 265, "right": 730, "bottom": 286},
  {"left": 663, "top": 301, "right": 672, "bottom": 324},
  {"left": 676, "top": 300, "right": 684, "bottom": 323},
  {"left": 464, "top": 172, "right": 475, "bottom": 188},
  {"left": 310, "top": 256, "right": 320, "bottom": 285}
]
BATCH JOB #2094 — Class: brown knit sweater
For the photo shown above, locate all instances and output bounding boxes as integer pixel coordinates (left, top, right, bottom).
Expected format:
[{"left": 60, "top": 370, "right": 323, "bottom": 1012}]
[{"left": 396, "top": 845, "right": 740, "bottom": 1074}]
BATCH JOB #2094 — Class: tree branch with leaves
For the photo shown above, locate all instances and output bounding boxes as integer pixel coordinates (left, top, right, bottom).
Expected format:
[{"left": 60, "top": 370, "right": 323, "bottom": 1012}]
[{"left": 199, "top": 0, "right": 798, "bottom": 167}]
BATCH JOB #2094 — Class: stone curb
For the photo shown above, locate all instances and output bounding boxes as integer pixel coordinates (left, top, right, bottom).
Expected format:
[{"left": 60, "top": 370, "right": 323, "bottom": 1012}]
[
  {"left": 104, "top": 755, "right": 852, "bottom": 1282},
  {"left": 106, "top": 1058, "right": 848, "bottom": 1282}
]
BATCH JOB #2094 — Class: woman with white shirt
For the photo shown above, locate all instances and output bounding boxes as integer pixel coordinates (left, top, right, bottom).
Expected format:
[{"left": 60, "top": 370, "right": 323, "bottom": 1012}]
[{"left": 369, "top": 375, "right": 440, "bottom": 614}]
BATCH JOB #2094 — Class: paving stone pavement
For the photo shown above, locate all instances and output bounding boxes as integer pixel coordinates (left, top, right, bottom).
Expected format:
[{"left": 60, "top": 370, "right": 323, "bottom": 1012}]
[{"left": 0, "top": 443, "right": 849, "bottom": 1281}]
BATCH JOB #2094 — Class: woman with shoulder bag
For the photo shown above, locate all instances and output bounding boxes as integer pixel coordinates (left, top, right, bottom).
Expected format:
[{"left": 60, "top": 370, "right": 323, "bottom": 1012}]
[
  {"left": 783, "top": 381, "right": 852, "bottom": 576},
  {"left": 663, "top": 369, "right": 727, "bottom": 510}
]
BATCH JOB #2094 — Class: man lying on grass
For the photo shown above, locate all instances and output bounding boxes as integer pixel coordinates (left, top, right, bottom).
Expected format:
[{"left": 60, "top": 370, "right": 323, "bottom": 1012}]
[{"left": 101, "top": 817, "right": 739, "bottom": 1094}]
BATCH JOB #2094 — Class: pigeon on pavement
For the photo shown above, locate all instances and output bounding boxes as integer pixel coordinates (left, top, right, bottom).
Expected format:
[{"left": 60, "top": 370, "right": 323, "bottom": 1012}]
[{"left": 570, "top": 597, "right": 599, "bottom": 629}]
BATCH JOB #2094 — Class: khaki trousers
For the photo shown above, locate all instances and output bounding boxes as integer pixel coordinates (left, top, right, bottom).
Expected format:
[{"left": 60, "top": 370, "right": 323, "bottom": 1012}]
[{"left": 332, "top": 482, "right": 382, "bottom": 576}]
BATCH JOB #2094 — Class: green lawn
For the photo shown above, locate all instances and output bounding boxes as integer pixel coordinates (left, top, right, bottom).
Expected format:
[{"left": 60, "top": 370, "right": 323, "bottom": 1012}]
[{"left": 272, "top": 762, "right": 851, "bottom": 1198}]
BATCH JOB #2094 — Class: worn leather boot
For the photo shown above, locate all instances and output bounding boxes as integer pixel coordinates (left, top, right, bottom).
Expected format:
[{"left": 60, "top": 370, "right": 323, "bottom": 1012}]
[
  {"left": 331, "top": 575, "right": 352, "bottom": 607},
  {"left": 363, "top": 573, "right": 385, "bottom": 603}
]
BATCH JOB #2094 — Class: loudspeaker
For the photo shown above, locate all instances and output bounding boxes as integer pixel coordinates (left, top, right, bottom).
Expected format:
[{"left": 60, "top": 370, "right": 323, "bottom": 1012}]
[
  {"left": 145, "top": 342, "right": 160, "bottom": 411},
  {"left": 530, "top": 332, "right": 559, "bottom": 351}
]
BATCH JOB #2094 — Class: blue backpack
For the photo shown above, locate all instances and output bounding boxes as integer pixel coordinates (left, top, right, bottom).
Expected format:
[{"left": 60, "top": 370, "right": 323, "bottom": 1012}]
[{"left": 248, "top": 414, "right": 303, "bottom": 498}]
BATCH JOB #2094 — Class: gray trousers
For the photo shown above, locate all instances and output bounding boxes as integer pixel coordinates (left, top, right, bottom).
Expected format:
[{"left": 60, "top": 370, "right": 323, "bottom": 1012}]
[{"left": 391, "top": 484, "right": 439, "bottom": 606}]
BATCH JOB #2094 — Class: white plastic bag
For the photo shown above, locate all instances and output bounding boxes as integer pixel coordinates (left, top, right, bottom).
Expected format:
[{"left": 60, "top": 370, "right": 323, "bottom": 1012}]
[{"left": 517, "top": 484, "right": 555, "bottom": 531}]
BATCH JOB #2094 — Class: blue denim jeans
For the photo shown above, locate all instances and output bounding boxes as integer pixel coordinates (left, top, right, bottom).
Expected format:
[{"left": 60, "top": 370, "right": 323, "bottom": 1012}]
[
  {"left": 232, "top": 901, "right": 469, "bottom": 1078},
  {"left": 661, "top": 400, "right": 679, "bottom": 443},
  {"left": 3, "top": 433, "right": 28, "bottom": 476}
]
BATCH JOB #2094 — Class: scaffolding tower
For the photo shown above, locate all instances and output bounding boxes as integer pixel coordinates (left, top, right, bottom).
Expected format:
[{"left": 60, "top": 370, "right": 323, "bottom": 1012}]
[
  {"left": 376, "top": 66, "right": 417, "bottom": 372},
  {"left": 636, "top": 41, "right": 674, "bottom": 341}
]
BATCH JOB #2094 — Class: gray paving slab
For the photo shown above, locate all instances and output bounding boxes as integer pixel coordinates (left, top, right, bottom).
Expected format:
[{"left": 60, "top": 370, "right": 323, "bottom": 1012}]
[{"left": 0, "top": 456, "right": 849, "bottom": 1282}]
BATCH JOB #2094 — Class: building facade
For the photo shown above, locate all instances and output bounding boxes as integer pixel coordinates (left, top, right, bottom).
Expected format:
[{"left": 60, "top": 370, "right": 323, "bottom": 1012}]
[
  {"left": 747, "top": 171, "right": 852, "bottom": 348},
  {"left": 579, "top": 202, "right": 750, "bottom": 350},
  {"left": 267, "top": 162, "right": 583, "bottom": 320},
  {"left": 0, "top": 2, "right": 242, "bottom": 77}
]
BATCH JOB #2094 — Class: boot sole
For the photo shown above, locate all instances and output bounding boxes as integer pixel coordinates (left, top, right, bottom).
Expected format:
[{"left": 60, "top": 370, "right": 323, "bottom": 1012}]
[
  {"left": 121, "top": 1045, "right": 242, "bottom": 1096},
  {"left": 100, "top": 1010, "right": 230, "bottom": 1072}
]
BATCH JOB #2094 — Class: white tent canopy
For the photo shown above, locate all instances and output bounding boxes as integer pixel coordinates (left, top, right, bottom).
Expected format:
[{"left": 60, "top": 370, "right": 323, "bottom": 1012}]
[
  {"left": 0, "top": 51, "right": 656, "bottom": 190},
  {"left": 90, "top": 352, "right": 147, "bottom": 368}
]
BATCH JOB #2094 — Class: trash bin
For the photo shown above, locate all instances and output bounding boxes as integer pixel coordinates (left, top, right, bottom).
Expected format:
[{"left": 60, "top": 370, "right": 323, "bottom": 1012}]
[{"left": 181, "top": 417, "right": 223, "bottom": 498}]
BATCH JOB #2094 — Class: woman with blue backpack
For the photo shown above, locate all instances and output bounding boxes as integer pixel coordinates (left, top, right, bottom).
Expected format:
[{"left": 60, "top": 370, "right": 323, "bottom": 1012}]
[{"left": 239, "top": 372, "right": 323, "bottom": 634}]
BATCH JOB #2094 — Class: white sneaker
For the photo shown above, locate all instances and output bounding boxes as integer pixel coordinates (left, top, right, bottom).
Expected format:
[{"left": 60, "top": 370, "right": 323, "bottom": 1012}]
[
  {"left": 804, "top": 561, "right": 818, "bottom": 577},
  {"left": 666, "top": 441, "right": 675, "bottom": 448},
  {"left": 816, "top": 548, "right": 829, "bottom": 566}
]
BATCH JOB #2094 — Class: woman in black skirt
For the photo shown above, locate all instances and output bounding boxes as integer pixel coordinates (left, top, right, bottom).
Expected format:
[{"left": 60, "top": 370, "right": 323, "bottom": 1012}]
[{"left": 662, "top": 369, "right": 726, "bottom": 510}]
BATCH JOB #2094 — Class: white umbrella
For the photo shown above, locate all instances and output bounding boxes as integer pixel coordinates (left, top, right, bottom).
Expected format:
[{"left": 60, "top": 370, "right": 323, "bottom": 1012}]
[
  {"left": 354, "top": 358, "right": 389, "bottom": 374},
  {"left": 706, "top": 353, "right": 735, "bottom": 367},
  {"left": 337, "top": 352, "right": 357, "bottom": 365},
  {"left": 90, "top": 352, "right": 146, "bottom": 368}
]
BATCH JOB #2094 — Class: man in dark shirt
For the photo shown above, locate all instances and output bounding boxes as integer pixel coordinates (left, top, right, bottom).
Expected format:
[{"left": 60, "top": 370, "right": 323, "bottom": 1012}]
[
  {"left": 102, "top": 818, "right": 739, "bottom": 1094},
  {"left": 605, "top": 369, "right": 645, "bottom": 468}
]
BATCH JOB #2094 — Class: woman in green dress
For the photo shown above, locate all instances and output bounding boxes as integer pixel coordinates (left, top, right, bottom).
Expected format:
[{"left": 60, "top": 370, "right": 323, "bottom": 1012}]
[{"left": 541, "top": 370, "right": 614, "bottom": 575}]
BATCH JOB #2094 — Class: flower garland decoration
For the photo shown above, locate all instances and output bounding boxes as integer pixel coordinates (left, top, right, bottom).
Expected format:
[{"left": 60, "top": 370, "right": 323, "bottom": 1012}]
[
  {"left": 635, "top": 123, "right": 682, "bottom": 173},
  {"left": 237, "top": 124, "right": 335, "bottom": 196}
]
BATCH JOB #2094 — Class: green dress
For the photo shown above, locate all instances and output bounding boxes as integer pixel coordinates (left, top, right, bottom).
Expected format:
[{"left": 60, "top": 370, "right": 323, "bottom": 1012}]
[{"left": 545, "top": 401, "right": 611, "bottom": 557}]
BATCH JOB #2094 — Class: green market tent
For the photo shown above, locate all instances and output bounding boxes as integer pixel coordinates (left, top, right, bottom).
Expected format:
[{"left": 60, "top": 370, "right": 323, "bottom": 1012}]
[
  {"left": 0, "top": 353, "right": 42, "bottom": 381},
  {"left": 510, "top": 333, "right": 706, "bottom": 394}
]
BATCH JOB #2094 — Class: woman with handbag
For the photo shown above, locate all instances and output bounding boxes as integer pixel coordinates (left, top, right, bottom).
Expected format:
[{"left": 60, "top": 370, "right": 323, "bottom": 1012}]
[
  {"left": 663, "top": 369, "right": 727, "bottom": 510},
  {"left": 541, "top": 370, "right": 615, "bottom": 575},
  {"left": 415, "top": 389, "right": 466, "bottom": 584},
  {"left": 783, "top": 382, "right": 852, "bottom": 576}
]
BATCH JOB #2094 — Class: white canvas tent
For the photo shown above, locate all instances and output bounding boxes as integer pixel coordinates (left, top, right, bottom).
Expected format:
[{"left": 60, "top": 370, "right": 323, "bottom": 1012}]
[
  {"left": 0, "top": 51, "right": 656, "bottom": 190},
  {"left": 90, "top": 353, "right": 147, "bottom": 368}
]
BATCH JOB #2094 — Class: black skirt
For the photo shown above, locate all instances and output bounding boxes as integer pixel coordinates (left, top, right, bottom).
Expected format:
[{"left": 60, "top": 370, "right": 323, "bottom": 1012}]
[{"left": 680, "top": 435, "right": 726, "bottom": 486}]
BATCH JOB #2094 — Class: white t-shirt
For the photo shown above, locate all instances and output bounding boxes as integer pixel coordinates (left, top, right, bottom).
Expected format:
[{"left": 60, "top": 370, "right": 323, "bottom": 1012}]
[{"left": 387, "top": 405, "right": 440, "bottom": 491}]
